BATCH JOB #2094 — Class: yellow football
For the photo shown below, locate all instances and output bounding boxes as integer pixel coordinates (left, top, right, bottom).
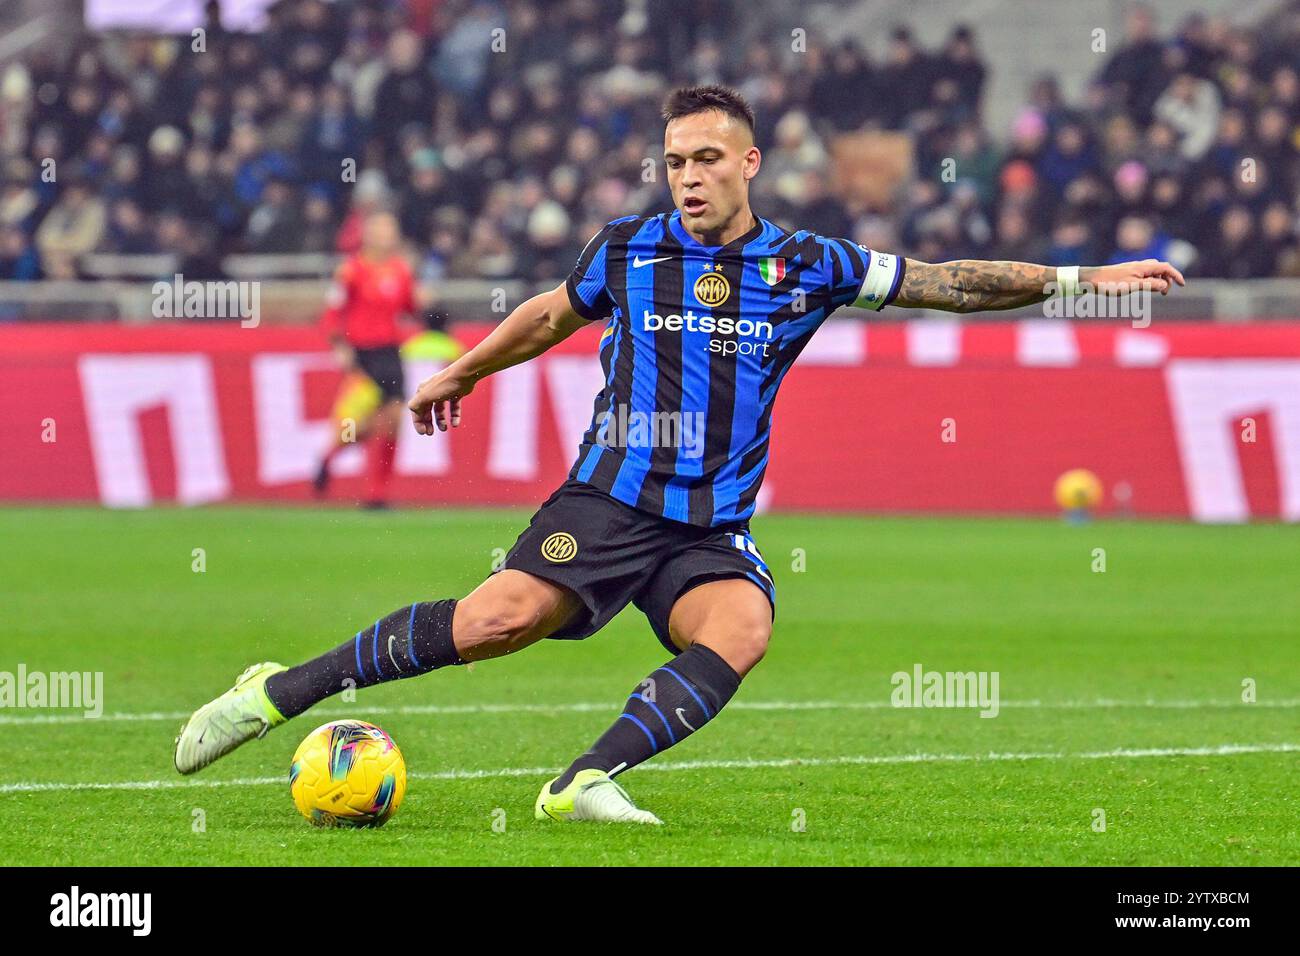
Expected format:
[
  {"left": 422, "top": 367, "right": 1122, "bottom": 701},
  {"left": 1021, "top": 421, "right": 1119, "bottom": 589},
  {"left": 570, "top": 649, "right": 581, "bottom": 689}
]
[
  {"left": 1054, "top": 468, "right": 1103, "bottom": 511},
  {"left": 289, "top": 720, "right": 406, "bottom": 828}
]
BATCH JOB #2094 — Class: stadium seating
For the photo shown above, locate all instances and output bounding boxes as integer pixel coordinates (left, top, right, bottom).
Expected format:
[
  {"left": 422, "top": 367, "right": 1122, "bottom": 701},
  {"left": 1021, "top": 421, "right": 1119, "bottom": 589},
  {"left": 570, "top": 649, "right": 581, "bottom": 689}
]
[{"left": 0, "top": 0, "right": 1295, "bottom": 294}]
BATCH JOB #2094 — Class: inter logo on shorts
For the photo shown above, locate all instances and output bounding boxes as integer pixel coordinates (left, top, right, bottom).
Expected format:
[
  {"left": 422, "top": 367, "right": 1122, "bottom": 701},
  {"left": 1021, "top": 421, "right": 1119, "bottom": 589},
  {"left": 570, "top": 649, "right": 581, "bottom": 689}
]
[
  {"left": 540, "top": 532, "right": 578, "bottom": 563},
  {"left": 693, "top": 271, "right": 730, "bottom": 307}
]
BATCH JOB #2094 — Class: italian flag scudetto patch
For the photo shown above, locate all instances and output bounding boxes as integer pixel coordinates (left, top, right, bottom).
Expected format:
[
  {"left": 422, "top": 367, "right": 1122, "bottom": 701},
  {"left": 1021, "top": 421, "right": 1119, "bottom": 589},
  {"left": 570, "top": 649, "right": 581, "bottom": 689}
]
[{"left": 758, "top": 257, "right": 786, "bottom": 286}]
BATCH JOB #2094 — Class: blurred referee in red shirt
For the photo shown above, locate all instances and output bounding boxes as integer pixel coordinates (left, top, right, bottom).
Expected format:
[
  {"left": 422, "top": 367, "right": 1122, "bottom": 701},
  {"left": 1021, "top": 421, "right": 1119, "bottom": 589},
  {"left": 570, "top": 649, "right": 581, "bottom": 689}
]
[{"left": 315, "top": 211, "right": 417, "bottom": 508}]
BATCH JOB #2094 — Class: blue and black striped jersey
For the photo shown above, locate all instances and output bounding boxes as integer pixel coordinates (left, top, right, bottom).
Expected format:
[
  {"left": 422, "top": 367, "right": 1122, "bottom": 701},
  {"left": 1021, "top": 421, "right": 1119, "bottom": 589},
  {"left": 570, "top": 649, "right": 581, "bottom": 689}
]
[{"left": 565, "top": 209, "right": 904, "bottom": 527}]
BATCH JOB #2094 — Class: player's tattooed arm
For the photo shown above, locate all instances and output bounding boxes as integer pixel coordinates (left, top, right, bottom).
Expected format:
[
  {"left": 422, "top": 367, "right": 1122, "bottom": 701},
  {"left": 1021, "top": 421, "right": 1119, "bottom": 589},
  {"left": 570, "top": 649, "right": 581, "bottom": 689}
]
[
  {"left": 893, "top": 259, "right": 1060, "bottom": 313},
  {"left": 892, "top": 258, "right": 1185, "bottom": 313}
]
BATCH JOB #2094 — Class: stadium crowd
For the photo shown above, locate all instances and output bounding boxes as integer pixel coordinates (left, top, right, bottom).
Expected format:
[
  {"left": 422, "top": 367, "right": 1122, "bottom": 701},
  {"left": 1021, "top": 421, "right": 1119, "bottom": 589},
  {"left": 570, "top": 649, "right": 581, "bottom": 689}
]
[{"left": 0, "top": 0, "right": 1297, "bottom": 285}]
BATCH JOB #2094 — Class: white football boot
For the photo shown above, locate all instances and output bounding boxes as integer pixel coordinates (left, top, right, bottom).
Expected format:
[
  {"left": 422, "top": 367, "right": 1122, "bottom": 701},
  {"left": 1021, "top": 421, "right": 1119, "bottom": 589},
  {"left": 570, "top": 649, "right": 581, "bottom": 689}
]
[
  {"left": 173, "top": 662, "right": 288, "bottom": 774},
  {"left": 535, "top": 768, "right": 664, "bottom": 824}
]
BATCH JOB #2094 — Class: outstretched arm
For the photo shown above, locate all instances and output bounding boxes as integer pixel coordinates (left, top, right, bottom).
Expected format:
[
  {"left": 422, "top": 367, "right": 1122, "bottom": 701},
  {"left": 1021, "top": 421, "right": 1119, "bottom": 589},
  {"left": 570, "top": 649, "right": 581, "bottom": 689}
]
[
  {"left": 892, "top": 258, "right": 1185, "bottom": 313},
  {"left": 408, "top": 283, "right": 588, "bottom": 435}
]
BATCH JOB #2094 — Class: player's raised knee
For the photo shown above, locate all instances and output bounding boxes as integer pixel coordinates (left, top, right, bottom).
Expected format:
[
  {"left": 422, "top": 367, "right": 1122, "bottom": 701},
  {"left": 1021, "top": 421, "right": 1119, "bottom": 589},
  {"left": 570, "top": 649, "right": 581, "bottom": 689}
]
[
  {"left": 451, "top": 570, "right": 578, "bottom": 659},
  {"left": 734, "top": 617, "right": 772, "bottom": 666},
  {"left": 452, "top": 593, "right": 545, "bottom": 658},
  {"left": 694, "top": 615, "right": 770, "bottom": 676}
]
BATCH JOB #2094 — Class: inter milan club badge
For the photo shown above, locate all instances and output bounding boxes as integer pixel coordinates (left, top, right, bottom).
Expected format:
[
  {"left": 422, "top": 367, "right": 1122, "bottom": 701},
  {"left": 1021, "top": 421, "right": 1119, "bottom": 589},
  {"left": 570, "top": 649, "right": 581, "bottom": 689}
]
[
  {"left": 540, "top": 532, "right": 578, "bottom": 563},
  {"left": 694, "top": 266, "right": 730, "bottom": 307},
  {"left": 758, "top": 257, "right": 786, "bottom": 286}
]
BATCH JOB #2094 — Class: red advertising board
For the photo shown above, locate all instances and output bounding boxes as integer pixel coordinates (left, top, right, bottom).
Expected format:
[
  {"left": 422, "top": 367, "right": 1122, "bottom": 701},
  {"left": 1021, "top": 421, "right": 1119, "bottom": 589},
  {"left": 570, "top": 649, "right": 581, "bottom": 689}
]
[{"left": 2, "top": 320, "right": 1298, "bottom": 521}]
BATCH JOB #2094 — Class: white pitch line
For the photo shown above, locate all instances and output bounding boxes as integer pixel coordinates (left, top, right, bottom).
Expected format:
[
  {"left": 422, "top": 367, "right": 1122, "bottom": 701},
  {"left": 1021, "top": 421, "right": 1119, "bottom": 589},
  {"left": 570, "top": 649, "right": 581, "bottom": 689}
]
[
  {"left": 2, "top": 742, "right": 1296, "bottom": 795},
  {"left": 1, "top": 697, "right": 1297, "bottom": 726}
]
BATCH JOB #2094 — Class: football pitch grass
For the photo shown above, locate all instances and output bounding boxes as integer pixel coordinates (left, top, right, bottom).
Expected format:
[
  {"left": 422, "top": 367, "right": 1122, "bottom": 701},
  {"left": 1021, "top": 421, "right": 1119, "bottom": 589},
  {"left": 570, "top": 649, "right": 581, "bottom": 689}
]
[{"left": 2, "top": 506, "right": 1297, "bottom": 867}]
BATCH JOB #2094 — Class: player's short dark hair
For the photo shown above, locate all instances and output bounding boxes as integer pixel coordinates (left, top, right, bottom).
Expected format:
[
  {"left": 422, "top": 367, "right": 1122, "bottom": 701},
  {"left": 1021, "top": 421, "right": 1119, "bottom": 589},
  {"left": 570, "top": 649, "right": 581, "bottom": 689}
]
[{"left": 661, "top": 85, "right": 755, "bottom": 135}]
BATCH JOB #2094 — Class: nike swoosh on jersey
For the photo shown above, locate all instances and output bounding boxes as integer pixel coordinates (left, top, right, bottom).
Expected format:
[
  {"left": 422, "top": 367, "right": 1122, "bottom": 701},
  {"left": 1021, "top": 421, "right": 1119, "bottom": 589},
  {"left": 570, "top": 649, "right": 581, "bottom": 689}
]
[
  {"left": 674, "top": 707, "right": 697, "bottom": 732},
  {"left": 632, "top": 256, "right": 673, "bottom": 268}
]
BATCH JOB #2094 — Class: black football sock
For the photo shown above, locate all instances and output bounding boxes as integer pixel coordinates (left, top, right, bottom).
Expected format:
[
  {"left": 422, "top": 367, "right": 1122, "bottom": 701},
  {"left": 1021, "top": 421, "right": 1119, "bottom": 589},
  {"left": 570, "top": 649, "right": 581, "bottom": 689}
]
[
  {"left": 550, "top": 643, "right": 742, "bottom": 793},
  {"left": 264, "top": 599, "right": 461, "bottom": 719}
]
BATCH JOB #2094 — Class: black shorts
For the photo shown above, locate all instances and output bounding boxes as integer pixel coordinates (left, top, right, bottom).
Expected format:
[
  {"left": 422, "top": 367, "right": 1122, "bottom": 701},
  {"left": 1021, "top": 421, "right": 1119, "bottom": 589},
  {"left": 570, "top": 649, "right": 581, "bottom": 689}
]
[
  {"left": 354, "top": 345, "right": 405, "bottom": 402},
  {"left": 498, "top": 479, "right": 776, "bottom": 655}
]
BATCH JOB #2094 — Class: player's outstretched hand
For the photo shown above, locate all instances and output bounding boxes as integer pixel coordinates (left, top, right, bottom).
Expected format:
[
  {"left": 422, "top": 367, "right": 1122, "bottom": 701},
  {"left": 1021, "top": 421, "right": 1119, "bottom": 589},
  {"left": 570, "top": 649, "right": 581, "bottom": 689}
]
[
  {"left": 408, "top": 368, "right": 475, "bottom": 435},
  {"left": 1086, "top": 259, "right": 1187, "bottom": 295}
]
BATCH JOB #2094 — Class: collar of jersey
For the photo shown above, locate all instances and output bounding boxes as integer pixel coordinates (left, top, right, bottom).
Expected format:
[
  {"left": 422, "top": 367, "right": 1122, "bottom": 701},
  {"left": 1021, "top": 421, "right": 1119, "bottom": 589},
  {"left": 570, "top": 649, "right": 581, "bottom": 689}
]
[{"left": 667, "top": 209, "right": 764, "bottom": 255}]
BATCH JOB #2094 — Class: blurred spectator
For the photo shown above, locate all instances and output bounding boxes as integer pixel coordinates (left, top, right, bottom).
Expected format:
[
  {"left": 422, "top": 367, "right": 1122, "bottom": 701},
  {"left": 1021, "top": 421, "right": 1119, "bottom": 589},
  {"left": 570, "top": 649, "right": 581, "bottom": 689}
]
[
  {"left": 994, "top": 206, "right": 1046, "bottom": 263},
  {"left": 228, "top": 123, "right": 294, "bottom": 210},
  {"left": 301, "top": 83, "right": 365, "bottom": 201},
  {"left": 245, "top": 176, "right": 305, "bottom": 252},
  {"left": 0, "top": 225, "right": 42, "bottom": 281},
  {"left": 1149, "top": 174, "right": 1197, "bottom": 245},
  {"left": 177, "top": 223, "right": 228, "bottom": 281},
  {"left": 105, "top": 198, "right": 156, "bottom": 254},
  {"left": 1045, "top": 213, "right": 1100, "bottom": 267},
  {"left": 1260, "top": 200, "right": 1300, "bottom": 275},
  {"left": 1112, "top": 160, "right": 1150, "bottom": 222},
  {"left": 934, "top": 26, "right": 986, "bottom": 116},
  {"left": 1097, "top": 3, "right": 1165, "bottom": 125},
  {"left": 810, "top": 43, "right": 875, "bottom": 132},
  {"left": 0, "top": 162, "right": 40, "bottom": 232},
  {"left": 1202, "top": 205, "right": 1272, "bottom": 278},
  {"left": 1203, "top": 108, "right": 1250, "bottom": 181},
  {"left": 142, "top": 126, "right": 190, "bottom": 213},
  {"left": 301, "top": 189, "right": 340, "bottom": 254},
  {"left": 1100, "top": 114, "right": 1142, "bottom": 171},
  {"left": 949, "top": 122, "right": 1000, "bottom": 207},
  {"left": 1153, "top": 72, "right": 1221, "bottom": 160},
  {"left": 374, "top": 31, "right": 436, "bottom": 155},
  {"left": 1142, "top": 121, "right": 1185, "bottom": 178},
  {"left": 761, "top": 111, "right": 828, "bottom": 206},
  {"left": 336, "top": 170, "right": 391, "bottom": 254},
  {"left": 1108, "top": 213, "right": 1195, "bottom": 273},
  {"left": 789, "top": 170, "right": 853, "bottom": 239},
  {"left": 34, "top": 169, "right": 104, "bottom": 277},
  {"left": 1038, "top": 121, "right": 1096, "bottom": 200},
  {"left": 876, "top": 28, "right": 932, "bottom": 129},
  {"left": 433, "top": 2, "right": 505, "bottom": 111},
  {"left": 1254, "top": 106, "right": 1296, "bottom": 195},
  {"left": 398, "top": 149, "right": 452, "bottom": 240}
]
